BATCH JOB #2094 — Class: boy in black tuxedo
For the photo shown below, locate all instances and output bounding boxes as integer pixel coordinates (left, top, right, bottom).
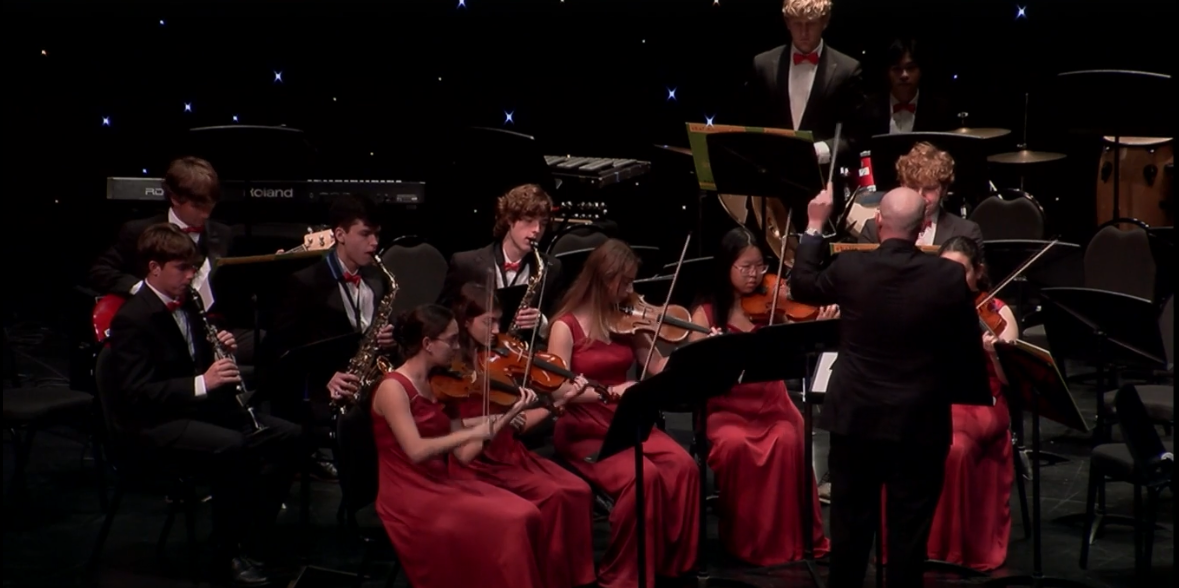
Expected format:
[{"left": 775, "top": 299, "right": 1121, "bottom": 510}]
[
  {"left": 107, "top": 223, "right": 303, "bottom": 586},
  {"left": 441, "top": 183, "right": 563, "bottom": 335},
  {"left": 264, "top": 193, "right": 395, "bottom": 424},
  {"left": 858, "top": 38, "right": 957, "bottom": 136}
]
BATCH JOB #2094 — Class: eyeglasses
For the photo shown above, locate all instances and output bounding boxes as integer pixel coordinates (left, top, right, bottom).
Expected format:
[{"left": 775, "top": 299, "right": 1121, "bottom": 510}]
[
  {"left": 432, "top": 334, "right": 461, "bottom": 348},
  {"left": 733, "top": 263, "right": 768, "bottom": 276}
]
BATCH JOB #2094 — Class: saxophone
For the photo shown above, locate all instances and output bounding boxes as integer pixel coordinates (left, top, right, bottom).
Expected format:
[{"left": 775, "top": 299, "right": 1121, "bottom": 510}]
[
  {"left": 506, "top": 240, "right": 545, "bottom": 340},
  {"left": 334, "top": 256, "right": 400, "bottom": 414}
]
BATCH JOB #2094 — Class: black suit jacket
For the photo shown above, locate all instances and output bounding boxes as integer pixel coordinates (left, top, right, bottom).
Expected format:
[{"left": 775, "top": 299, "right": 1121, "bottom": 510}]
[
  {"left": 858, "top": 91, "right": 958, "bottom": 137},
  {"left": 89, "top": 213, "right": 233, "bottom": 295},
  {"left": 747, "top": 43, "right": 866, "bottom": 159},
  {"left": 789, "top": 236, "right": 990, "bottom": 446},
  {"left": 441, "top": 243, "right": 563, "bottom": 316},
  {"left": 107, "top": 287, "right": 234, "bottom": 438},
  {"left": 859, "top": 208, "right": 985, "bottom": 253}
]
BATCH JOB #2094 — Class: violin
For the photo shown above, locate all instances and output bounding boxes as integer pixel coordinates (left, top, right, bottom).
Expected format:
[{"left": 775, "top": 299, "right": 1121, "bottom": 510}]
[
  {"left": 483, "top": 334, "right": 612, "bottom": 402},
  {"left": 741, "top": 273, "right": 822, "bottom": 323},
  {"left": 429, "top": 359, "right": 522, "bottom": 409},
  {"left": 613, "top": 292, "right": 712, "bottom": 343},
  {"left": 974, "top": 291, "right": 1008, "bottom": 336}
]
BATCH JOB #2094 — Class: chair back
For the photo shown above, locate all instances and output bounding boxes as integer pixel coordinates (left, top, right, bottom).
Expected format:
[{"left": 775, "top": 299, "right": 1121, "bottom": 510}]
[
  {"left": 549, "top": 225, "right": 609, "bottom": 256},
  {"left": 1115, "top": 385, "right": 1174, "bottom": 485},
  {"left": 968, "top": 191, "right": 1046, "bottom": 240},
  {"left": 335, "top": 401, "right": 380, "bottom": 518},
  {"left": 381, "top": 237, "right": 448, "bottom": 315},
  {"left": 1085, "top": 219, "right": 1156, "bottom": 300},
  {"left": 93, "top": 347, "right": 131, "bottom": 469}
]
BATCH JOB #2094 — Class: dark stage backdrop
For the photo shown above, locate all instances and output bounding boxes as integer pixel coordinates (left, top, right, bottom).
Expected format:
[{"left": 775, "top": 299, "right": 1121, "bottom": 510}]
[{"left": 4, "top": 0, "right": 1175, "bottom": 317}]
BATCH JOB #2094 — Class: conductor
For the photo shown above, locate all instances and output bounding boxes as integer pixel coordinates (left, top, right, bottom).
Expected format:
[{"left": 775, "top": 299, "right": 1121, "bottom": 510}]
[{"left": 789, "top": 186, "right": 990, "bottom": 587}]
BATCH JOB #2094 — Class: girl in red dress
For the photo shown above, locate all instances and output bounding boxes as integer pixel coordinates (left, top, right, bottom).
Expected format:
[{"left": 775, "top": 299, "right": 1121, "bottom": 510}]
[
  {"left": 446, "top": 282, "right": 597, "bottom": 588},
  {"left": 370, "top": 304, "right": 547, "bottom": 588},
  {"left": 932, "top": 235, "right": 1017, "bottom": 570},
  {"left": 547, "top": 239, "right": 701, "bottom": 588},
  {"left": 687, "top": 227, "right": 833, "bottom": 565}
]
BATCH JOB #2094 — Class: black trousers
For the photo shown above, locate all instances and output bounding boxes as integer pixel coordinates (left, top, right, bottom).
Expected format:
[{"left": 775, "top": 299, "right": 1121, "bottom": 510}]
[
  {"left": 827, "top": 433, "right": 949, "bottom": 588},
  {"left": 139, "top": 408, "right": 304, "bottom": 557}
]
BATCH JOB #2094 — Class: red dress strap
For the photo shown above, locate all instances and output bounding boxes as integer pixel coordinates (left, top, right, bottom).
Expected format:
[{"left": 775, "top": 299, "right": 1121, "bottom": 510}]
[{"left": 386, "top": 371, "right": 421, "bottom": 400}]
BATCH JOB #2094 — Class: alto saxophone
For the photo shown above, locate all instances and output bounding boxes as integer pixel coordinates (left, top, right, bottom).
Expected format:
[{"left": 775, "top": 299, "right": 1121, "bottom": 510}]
[
  {"left": 506, "top": 240, "right": 545, "bottom": 340},
  {"left": 188, "top": 286, "right": 266, "bottom": 433},
  {"left": 333, "top": 256, "right": 400, "bottom": 414}
]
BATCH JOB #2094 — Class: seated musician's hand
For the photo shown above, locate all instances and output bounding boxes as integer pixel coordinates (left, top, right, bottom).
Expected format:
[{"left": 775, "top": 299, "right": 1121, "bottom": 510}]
[
  {"left": 708, "top": 327, "right": 723, "bottom": 337},
  {"left": 275, "top": 249, "right": 285, "bottom": 254},
  {"left": 608, "top": 381, "right": 637, "bottom": 400},
  {"left": 515, "top": 387, "right": 539, "bottom": 410},
  {"left": 376, "top": 325, "right": 395, "bottom": 349},
  {"left": 215, "top": 330, "right": 238, "bottom": 353},
  {"left": 806, "top": 182, "right": 834, "bottom": 232},
  {"left": 510, "top": 412, "right": 527, "bottom": 432},
  {"left": 554, "top": 375, "right": 589, "bottom": 408},
  {"left": 328, "top": 372, "right": 361, "bottom": 400},
  {"left": 203, "top": 358, "right": 241, "bottom": 390},
  {"left": 982, "top": 332, "right": 998, "bottom": 354},
  {"left": 818, "top": 305, "right": 840, "bottom": 320},
  {"left": 514, "top": 308, "right": 542, "bottom": 330}
]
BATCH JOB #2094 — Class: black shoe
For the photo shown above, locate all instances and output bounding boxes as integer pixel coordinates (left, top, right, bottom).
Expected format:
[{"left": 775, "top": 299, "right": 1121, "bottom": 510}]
[{"left": 229, "top": 556, "right": 271, "bottom": 586}]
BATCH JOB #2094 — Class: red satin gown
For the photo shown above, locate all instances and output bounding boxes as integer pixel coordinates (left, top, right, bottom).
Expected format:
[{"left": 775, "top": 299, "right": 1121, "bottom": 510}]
[
  {"left": 701, "top": 304, "right": 830, "bottom": 565},
  {"left": 926, "top": 300, "right": 1013, "bottom": 570},
  {"left": 450, "top": 397, "right": 597, "bottom": 588},
  {"left": 551, "top": 314, "right": 700, "bottom": 588},
  {"left": 373, "top": 372, "right": 546, "bottom": 588},
  {"left": 881, "top": 299, "right": 1014, "bottom": 571}
]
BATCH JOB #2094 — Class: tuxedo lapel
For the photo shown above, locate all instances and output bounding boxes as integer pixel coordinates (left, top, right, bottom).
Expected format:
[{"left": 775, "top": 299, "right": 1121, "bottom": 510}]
[
  {"left": 801, "top": 50, "right": 838, "bottom": 130},
  {"left": 315, "top": 261, "right": 355, "bottom": 333},
  {"left": 147, "top": 300, "right": 197, "bottom": 371},
  {"left": 772, "top": 48, "right": 792, "bottom": 129}
]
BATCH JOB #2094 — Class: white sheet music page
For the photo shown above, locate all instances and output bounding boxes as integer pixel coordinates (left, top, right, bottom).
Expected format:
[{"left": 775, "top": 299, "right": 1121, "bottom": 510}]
[{"left": 810, "top": 352, "right": 839, "bottom": 394}]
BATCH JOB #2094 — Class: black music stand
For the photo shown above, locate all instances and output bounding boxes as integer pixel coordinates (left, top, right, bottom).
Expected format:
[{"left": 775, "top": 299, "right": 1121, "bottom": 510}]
[
  {"left": 982, "top": 239, "right": 1083, "bottom": 348},
  {"left": 276, "top": 332, "right": 364, "bottom": 546},
  {"left": 707, "top": 132, "right": 825, "bottom": 238},
  {"left": 211, "top": 251, "right": 327, "bottom": 365},
  {"left": 869, "top": 132, "right": 991, "bottom": 208},
  {"left": 1050, "top": 70, "right": 1175, "bottom": 223},
  {"left": 633, "top": 257, "right": 714, "bottom": 309},
  {"left": 743, "top": 319, "right": 841, "bottom": 588},
  {"left": 593, "top": 334, "right": 749, "bottom": 588},
  {"left": 984, "top": 341, "right": 1090, "bottom": 588}
]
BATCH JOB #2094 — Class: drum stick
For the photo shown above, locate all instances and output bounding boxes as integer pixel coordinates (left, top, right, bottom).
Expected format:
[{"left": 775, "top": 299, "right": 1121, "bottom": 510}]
[{"left": 827, "top": 122, "right": 842, "bottom": 187}]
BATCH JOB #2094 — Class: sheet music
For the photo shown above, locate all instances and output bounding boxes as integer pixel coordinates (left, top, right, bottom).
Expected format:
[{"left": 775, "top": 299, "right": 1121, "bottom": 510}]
[{"left": 811, "top": 352, "right": 838, "bottom": 393}]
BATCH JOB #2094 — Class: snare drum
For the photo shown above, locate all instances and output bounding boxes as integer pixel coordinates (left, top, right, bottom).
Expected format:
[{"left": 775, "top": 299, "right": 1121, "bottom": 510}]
[{"left": 1096, "top": 136, "right": 1174, "bottom": 227}]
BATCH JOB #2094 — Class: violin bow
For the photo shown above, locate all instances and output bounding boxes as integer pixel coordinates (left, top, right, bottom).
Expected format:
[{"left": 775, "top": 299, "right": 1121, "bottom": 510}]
[
  {"left": 766, "top": 208, "right": 792, "bottom": 327},
  {"left": 483, "top": 270, "right": 494, "bottom": 426},
  {"left": 640, "top": 233, "right": 692, "bottom": 381},
  {"left": 976, "top": 239, "right": 1059, "bottom": 310}
]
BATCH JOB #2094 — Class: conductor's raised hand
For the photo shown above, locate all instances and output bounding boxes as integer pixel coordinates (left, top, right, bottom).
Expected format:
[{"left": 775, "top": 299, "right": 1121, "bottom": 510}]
[
  {"left": 203, "top": 358, "right": 241, "bottom": 390},
  {"left": 806, "top": 182, "right": 835, "bottom": 232}
]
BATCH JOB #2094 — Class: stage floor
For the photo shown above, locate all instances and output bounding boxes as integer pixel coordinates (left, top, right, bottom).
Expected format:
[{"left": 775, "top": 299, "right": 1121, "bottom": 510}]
[{"left": 2, "top": 319, "right": 1172, "bottom": 588}]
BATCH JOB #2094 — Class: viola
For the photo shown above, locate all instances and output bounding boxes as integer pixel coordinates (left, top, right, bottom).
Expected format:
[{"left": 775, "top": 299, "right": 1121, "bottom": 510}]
[
  {"left": 613, "top": 292, "right": 711, "bottom": 343},
  {"left": 741, "top": 273, "right": 822, "bottom": 323},
  {"left": 429, "top": 360, "right": 521, "bottom": 410},
  {"left": 975, "top": 291, "right": 1008, "bottom": 336},
  {"left": 484, "top": 334, "right": 612, "bottom": 403}
]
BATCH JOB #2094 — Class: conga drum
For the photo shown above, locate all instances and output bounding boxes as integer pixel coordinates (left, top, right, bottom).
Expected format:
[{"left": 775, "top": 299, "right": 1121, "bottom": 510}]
[{"left": 1096, "top": 137, "right": 1174, "bottom": 227}]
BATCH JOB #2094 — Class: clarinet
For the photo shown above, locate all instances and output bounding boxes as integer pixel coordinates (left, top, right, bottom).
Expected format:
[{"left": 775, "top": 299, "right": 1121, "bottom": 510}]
[{"left": 188, "top": 286, "right": 266, "bottom": 433}]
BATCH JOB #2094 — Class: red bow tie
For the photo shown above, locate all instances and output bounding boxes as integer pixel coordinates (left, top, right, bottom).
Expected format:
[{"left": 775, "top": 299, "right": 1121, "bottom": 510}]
[
  {"left": 793, "top": 51, "right": 819, "bottom": 66},
  {"left": 893, "top": 102, "right": 916, "bottom": 114},
  {"left": 503, "top": 260, "right": 521, "bottom": 272},
  {"left": 180, "top": 226, "right": 203, "bottom": 234},
  {"left": 342, "top": 272, "right": 362, "bottom": 286},
  {"left": 165, "top": 298, "right": 185, "bottom": 312}
]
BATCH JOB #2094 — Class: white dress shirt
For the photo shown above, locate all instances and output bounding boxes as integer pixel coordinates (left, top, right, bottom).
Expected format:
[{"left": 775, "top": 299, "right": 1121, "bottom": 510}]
[
  {"left": 889, "top": 91, "right": 920, "bottom": 134},
  {"left": 130, "top": 208, "right": 215, "bottom": 312},
  {"left": 788, "top": 41, "right": 832, "bottom": 165},
  {"left": 917, "top": 213, "right": 938, "bottom": 246},
  {"left": 145, "top": 281, "right": 207, "bottom": 397},
  {"left": 337, "top": 253, "right": 375, "bottom": 332}
]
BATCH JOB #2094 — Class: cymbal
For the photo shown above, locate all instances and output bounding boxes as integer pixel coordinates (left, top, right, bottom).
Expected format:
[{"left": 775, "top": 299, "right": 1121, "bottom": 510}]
[
  {"left": 987, "top": 150, "right": 1067, "bottom": 165},
  {"left": 947, "top": 127, "right": 1011, "bottom": 140}
]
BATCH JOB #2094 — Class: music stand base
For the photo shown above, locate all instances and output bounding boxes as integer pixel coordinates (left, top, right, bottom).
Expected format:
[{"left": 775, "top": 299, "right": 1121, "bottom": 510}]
[
  {"left": 925, "top": 559, "right": 988, "bottom": 578},
  {"left": 983, "top": 573, "right": 1092, "bottom": 588},
  {"left": 1025, "top": 450, "right": 1069, "bottom": 466},
  {"left": 760, "top": 558, "right": 826, "bottom": 587}
]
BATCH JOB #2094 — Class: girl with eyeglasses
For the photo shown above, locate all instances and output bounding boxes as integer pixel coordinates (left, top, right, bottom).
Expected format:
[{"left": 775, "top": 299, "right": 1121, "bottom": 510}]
[
  {"left": 687, "top": 226, "right": 835, "bottom": 565},
  {"left": 369, "top": 304, "right": 544, "bottom": 588}
]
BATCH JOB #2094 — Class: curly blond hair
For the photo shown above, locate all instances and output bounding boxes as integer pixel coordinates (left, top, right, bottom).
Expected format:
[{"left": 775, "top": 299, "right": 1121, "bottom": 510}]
[
  {"left": 896, "top": 142, "right": 955, "bottom": 188},
  {"left": 782, "top": 0, "right": 832, "bottom": 20}
]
